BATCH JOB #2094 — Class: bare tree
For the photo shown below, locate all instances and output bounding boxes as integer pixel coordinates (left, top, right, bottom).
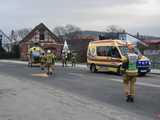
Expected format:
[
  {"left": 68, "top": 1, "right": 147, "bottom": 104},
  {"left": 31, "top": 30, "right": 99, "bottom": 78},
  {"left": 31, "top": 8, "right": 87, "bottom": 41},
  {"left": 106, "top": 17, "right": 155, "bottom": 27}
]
[
  {"left": 53, "top": 24, "right": 81, "bottom": 37},
  {"left": 53, "top": 26, "right": 67, "bottom": 36},
  {"left": 65, "top": 24, "right": 81, "bottom": 34},
  {"left": 106, "top": 25, "right": 125, "bottom": 33},
  {"left": 17, "top": 28, "right": 31, "bottom": 39}
]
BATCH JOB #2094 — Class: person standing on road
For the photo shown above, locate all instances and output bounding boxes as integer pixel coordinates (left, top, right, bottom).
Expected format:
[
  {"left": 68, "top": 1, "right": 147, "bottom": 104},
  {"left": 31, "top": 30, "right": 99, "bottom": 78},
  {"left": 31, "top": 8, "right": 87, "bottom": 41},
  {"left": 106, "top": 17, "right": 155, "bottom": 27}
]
[
  {"left": 62, "top": 53, "right": 65, "bottom": 67},
  {"left": 71, "top": 54, "right": 76, "bottom": 67},
  {"left": 62, "top": 52, "right": 68, "bottom": 67},
  {"left": 64, "top": 52, "right": 68, "bottom": 67},
  {"left": 122, "top": 49, "right": 138, "bottom": 102},
  {"left": 40, "top": 52, "right": 46, "bottom": 70},
  {"left": 46, "top": 50, "right": 56, "bottom": 75}
]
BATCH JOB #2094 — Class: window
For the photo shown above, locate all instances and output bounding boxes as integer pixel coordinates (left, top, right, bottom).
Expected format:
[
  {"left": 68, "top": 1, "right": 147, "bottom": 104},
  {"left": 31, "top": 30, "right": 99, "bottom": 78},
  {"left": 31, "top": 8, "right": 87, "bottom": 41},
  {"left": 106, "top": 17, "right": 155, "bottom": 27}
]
[
  {"left": 39, "top": 30, "right": 45, "bottom": 40},
  {"left": 119, "top": 46, "right": 128, "bottom": 56},
  {"left": 119, "top": 46, "right": 141, "bottom": 56},
  {"left": 97, "top": 46, "right": 109, "bottom": 56},
  {"left": 107, "top": 47, "right": 121, "bottom": 58}
]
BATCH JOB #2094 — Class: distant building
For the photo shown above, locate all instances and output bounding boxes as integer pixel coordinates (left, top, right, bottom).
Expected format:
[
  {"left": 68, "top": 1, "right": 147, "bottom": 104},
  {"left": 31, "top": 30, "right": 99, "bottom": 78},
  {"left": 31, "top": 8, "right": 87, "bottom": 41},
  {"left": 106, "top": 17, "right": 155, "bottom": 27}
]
[
  {"left": 67, "top": 36, "right": 96, "bottom": 62},
  {"left": 0, "top": 30, "right": 12, "bottom": 52},
  {"left": 99, "top": 32, "right": 146, "bottom": 46},
  {"left": 143, "top": 39, "right": 160, "bottom": 45},
  {"left": 19, "top": 23, "right": 63, "bottom": 60},
  {"left": 142, "top": 39, "right": 160, "bottom": 56}
]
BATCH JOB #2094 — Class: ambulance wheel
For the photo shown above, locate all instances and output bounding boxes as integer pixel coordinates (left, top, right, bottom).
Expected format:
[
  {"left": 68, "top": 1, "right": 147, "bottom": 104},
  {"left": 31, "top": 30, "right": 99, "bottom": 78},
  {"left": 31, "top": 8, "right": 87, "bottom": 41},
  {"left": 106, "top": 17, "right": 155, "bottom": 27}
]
[
  {"left": 117, "top": 66, "right": 123, "bottom": 75},
  {"left": 139, "top": 72, "right": 146, "bottom": 76},
  {"left": 90, "top": 64, "right": 97, "bottom": 73}
]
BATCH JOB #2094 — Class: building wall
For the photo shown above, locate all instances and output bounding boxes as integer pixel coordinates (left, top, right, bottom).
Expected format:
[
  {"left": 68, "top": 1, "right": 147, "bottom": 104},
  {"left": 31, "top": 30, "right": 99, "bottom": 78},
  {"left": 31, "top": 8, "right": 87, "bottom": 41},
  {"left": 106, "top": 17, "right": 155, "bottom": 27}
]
[
  {"left": 20, "top": 42, "right": 28, "bottom": 60},
  {"left": 20, "top": 30, "right": 62, "bottom": 60},
  {"left": 119, "top": 33, "right": 138, "bottom": 45}
]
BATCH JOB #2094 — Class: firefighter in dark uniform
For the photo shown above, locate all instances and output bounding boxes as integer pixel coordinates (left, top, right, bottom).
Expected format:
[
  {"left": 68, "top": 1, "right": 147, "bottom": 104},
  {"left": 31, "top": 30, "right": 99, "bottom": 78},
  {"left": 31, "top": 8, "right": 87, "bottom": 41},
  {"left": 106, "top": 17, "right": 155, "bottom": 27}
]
[{"left": 122, "top": 49, "right": 138, "bottom": 102}]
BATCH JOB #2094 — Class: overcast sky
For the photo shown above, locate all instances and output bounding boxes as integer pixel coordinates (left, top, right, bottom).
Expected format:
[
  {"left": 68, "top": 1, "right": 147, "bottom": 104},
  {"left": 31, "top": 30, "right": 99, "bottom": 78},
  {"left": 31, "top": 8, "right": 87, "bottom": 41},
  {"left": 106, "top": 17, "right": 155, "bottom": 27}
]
[{"left": 0, "top": 0, "right": 160, "bottom": 36}]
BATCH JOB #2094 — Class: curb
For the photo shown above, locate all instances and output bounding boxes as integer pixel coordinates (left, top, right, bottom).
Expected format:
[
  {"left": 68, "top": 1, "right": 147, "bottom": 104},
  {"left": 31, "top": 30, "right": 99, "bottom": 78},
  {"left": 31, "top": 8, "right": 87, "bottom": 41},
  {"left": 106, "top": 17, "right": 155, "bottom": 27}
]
[{"left": 150, "top": 71, "right": 160, "bottom": 75}]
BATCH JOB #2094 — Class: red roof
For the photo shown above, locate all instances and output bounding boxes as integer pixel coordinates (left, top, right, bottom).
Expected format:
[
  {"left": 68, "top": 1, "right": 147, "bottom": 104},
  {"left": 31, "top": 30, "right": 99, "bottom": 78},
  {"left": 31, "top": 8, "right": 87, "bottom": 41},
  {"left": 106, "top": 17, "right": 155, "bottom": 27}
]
[{"left": 143, "top": 39, "right": 160, "bottom": 45}]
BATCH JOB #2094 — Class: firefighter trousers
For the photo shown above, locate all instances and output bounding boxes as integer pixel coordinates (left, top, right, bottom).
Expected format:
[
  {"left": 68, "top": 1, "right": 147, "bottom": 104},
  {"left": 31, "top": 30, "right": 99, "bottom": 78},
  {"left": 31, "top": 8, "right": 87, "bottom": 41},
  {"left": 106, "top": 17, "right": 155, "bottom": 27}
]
[
  {"left": 123, "top": 74, "right": 136, "bottom": 96},
  {"left": 46, "top": 63, "right": 54, "bottom": 74}
]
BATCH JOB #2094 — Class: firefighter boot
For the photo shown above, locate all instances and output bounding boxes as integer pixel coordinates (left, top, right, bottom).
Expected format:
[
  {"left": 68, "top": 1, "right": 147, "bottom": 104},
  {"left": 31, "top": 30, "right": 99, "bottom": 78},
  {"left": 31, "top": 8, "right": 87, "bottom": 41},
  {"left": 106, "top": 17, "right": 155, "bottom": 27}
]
[
  {"left": 126, "top": 95, "right": 131, "bottom": 102},
  {"left": 130, "top": 96, "right": 134, "bottom": 103}
]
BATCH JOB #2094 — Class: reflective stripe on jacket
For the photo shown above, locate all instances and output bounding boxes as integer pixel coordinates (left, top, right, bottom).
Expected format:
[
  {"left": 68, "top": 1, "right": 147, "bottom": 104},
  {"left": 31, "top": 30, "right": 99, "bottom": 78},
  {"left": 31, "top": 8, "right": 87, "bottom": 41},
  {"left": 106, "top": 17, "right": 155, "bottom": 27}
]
[{"left": 126, "top": 53, "right": 138, "bottom": 76}]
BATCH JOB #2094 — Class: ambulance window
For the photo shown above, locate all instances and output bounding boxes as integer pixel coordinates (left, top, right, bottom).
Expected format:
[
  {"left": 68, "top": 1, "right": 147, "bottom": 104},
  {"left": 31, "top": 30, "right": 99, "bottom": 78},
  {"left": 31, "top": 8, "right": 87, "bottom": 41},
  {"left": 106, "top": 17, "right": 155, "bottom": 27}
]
[
  {"left": 119, "top": 46, "right": 128, "bottom": 55},
  {"left": 107, "top": 47, "right": 121, "bottom": 58},
  {"left": 97, "top": 46, "right": 108, "bottom": 56}
]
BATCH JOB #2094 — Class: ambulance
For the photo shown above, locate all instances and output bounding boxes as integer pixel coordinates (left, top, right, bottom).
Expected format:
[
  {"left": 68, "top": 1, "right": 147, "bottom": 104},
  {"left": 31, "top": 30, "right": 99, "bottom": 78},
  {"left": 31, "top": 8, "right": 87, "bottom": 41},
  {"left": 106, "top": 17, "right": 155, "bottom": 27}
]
[{"left": 87, "top": 39, "right": 151, "bottom": 75}]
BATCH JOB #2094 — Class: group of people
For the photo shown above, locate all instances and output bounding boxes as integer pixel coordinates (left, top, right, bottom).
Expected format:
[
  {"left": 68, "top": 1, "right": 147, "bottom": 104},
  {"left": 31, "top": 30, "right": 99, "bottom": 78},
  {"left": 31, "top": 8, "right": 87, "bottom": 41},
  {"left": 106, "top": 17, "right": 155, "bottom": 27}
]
[
  {"left": 40, "top": 50, "right": 56, "bottom": 75},
  {"left": 28, "top": 46, "right": 77, "bottom": 76},
  {"left": 61, "top": 52, "right": 77, "bottom": 67},
  {"left": 28, "top": 47, "right": 56, "bottom": 75},
  {"left": 28, "top": 45, "right": 137, "bottom": 102}
]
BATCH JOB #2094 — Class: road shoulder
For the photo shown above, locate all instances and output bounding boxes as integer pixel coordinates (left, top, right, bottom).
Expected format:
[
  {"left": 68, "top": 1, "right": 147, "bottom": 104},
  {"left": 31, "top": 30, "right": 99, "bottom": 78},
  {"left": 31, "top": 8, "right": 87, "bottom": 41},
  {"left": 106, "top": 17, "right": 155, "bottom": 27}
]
[{"left": 0, "top": 73, "right": 152, "bottom": 120}]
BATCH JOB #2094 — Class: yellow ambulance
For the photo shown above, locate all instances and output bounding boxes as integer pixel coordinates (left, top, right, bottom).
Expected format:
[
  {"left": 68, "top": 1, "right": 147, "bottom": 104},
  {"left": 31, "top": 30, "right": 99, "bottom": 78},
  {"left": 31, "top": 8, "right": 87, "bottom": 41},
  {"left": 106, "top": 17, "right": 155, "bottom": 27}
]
[{"left": 87, "top": 39, "right": 151, "bottom": 75}]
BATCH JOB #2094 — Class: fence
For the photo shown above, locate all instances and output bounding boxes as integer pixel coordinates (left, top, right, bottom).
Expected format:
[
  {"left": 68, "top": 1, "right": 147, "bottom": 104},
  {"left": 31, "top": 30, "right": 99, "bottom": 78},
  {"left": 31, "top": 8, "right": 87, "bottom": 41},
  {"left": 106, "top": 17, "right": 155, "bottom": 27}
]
[{"left": 147, "top": 55, "right": 160, "bottom": 69}]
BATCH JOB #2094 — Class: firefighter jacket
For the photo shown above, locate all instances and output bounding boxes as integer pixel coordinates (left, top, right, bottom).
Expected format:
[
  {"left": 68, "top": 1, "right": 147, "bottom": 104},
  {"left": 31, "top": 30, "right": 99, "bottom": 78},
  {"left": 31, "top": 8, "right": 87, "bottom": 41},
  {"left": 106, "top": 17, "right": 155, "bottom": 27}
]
[
  {"left": 122, "top": 53, "right": 138, "bottom": 76},
  {"left": 46, "top": 53, "right": 56, "bottom": 64}
]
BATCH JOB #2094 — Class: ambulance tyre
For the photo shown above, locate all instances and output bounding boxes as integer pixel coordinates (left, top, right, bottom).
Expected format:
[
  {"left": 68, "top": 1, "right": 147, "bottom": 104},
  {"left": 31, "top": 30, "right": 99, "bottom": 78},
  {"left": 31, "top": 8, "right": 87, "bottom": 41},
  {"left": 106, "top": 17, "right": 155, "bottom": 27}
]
[
  {"left": 90, "top": 64, "right": 97, "bottom": 73},
  {"left": 30, "top": 63, "right": 33, "bottom": 68},
  {"left": 139, "top": 72, "right": 146, "bottom": 76},
  {"left": 117, "top": 66, "right": 123, "bottom": 75}
]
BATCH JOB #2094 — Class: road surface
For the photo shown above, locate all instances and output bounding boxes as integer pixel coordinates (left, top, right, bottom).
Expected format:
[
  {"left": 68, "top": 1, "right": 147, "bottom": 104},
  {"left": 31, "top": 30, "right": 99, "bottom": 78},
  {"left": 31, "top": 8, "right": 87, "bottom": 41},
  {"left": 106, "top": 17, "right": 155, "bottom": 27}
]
[{"left": 0, "top": 61, "right": 160, "bottom": 120}]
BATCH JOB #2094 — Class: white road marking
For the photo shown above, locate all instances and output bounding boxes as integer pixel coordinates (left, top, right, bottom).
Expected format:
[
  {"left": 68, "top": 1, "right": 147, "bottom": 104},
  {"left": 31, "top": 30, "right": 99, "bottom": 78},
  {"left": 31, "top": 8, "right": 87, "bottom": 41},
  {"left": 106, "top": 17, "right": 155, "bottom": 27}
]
[
  {"left": 68, "top": 72, "right": 84, "bottom": 77},
  {"left": 32, "top": 73, "right": 48, "bottom": 77},
  {"left": 0, "top": 60, "right": 27, "bottom": 64}
]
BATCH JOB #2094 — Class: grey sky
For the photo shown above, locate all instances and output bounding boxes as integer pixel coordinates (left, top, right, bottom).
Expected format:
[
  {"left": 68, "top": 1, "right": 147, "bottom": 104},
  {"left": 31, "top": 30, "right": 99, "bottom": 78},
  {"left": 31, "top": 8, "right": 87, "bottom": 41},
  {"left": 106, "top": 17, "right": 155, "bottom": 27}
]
[{"left": 0, "top": 0, "right": 160, "bottom": 36}]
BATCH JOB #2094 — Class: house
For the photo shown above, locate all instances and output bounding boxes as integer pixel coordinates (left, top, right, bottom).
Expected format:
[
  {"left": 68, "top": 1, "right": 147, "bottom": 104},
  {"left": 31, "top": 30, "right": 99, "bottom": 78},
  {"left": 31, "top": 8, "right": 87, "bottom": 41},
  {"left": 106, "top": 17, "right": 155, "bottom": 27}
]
[
  {"left": 142, "top": 39, "right": 160, "bottom": 56},
  {"left": 67, "top": 35, "right": 96, "bottom": 62},
  {"left": 19, "top": 23, "right": 63, "bottom": 60},
  {"left": 99, "top": 32, "right": 147, "bottom": 46}
]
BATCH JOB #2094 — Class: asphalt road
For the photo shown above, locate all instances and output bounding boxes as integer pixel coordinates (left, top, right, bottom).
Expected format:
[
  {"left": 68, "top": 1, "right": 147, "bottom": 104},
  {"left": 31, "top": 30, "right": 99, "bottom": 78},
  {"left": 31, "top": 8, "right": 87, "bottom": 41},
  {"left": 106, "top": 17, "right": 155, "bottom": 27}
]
[{"left": 0, "top": 62, "right": 160, "bottom": 120}]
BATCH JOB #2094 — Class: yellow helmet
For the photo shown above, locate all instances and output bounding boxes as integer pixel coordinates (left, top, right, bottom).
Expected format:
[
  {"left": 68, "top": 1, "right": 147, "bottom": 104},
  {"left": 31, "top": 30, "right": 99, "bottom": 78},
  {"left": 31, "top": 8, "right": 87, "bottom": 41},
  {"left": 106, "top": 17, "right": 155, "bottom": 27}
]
[{"left": 47, "top": 50, "right": 51, "bottom": 53}]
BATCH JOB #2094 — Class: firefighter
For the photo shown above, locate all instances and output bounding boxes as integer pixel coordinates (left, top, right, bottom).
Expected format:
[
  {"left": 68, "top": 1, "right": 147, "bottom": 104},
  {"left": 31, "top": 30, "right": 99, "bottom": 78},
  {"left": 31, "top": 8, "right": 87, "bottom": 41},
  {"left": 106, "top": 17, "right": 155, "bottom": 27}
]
[
  {"left": 27, "top": 50, "right": 32, "bottom": 67},
  {"left": 122, "top": 48, "right": 138, "bottom": 102},
  {"left": 62, "top": 52, "right": 67, "bottom": 67},
  {"left": 46, "top": 50, "right": 56, "bottom": 75},
  {"left": 64, "top": 52, "right": 68, "bottom": 67},
  {"left": 40, "top": 52, "right": 46, "bottom": 70},
  {"left": 62, "top": 53, "right": 65, "bottom": 67},
  {"left": 71, "top": 54, "right": 76, "bottom": 67}
]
